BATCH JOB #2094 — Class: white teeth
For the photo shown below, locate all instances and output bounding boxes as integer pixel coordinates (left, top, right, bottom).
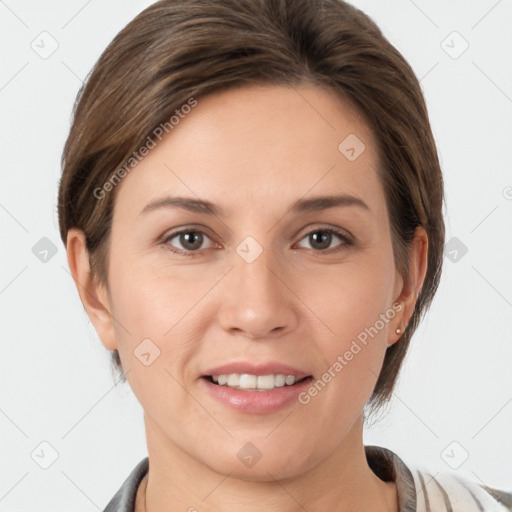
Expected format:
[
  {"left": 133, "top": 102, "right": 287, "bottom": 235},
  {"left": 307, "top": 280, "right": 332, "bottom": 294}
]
[
  {"left": 257, "top": 375, "right": 275, "bottom": 390},
  {"left": 239, "top": 374, "right": 257, "bottom": 389},
  {"left": 227, "top": 374, "right": 240, "bottom": 387},
  {"left": 210, "top": 373, "right": 300, "bottom": 390},
  {"left": 274, "top": 374, "right": 286, "bottom": 387},
  {"left": 285, "top": 375, "right": 296, "bottom": 386}
]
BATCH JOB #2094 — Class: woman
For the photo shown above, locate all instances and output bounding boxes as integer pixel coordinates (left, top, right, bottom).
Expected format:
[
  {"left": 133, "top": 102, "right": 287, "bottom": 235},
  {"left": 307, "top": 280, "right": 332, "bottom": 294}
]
[{"left": 57, "top": 0, "right": 511, "bottom": 510}]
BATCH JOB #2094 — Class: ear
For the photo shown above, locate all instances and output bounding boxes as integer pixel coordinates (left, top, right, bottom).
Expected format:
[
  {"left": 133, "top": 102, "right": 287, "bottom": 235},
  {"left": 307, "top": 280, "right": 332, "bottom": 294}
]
[
  {"left": 388, "top": 226, "right": 429, "bottom": 347},
  {"left": 66, "top": 228, "right": 117, "bottom": 351}
]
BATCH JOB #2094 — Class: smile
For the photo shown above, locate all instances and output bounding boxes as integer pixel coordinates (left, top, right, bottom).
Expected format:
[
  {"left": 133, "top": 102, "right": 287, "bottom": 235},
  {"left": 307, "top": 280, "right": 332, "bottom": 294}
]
[{"left": 206, "top": 373, "right": 310, "bottom": 391}]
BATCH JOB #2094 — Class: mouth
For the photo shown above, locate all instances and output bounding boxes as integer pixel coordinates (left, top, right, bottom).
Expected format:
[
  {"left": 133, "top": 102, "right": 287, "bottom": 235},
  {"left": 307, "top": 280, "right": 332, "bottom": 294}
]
[
  {"left": 201, "top": 373, "right": 313, "bottom": 391},
  {"left": 199, "top": 364, "right": 315, "bottom": 413}
]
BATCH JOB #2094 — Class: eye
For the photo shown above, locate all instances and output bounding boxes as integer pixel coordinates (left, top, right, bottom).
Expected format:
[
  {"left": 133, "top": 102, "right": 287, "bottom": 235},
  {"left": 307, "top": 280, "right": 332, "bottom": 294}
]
[
  {"left": 296, "top": 228, "right": 352, "bottom": 252},
  {"left": 161, "top": 226, "right": 352, "bottom": 255},
  {"left": 163, "top": 229, "right": 216, "bottom": 254}
]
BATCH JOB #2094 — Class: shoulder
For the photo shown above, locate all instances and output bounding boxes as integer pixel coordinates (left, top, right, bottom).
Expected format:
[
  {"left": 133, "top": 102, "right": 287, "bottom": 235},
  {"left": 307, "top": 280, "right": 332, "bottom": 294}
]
[
  {"left": 102, "top": 457, "right": 149, "bottom": 512},
  {"left": 365, "top": 445, "right": 512, "bottom": 511},
  {"left": 410, "top": 464, "right": 512, "bottom": 511}
]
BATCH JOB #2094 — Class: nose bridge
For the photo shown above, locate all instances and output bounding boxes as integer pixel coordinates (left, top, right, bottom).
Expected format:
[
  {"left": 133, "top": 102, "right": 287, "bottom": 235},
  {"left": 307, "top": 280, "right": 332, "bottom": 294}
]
[
  {"left": 218, "top": 236, "right": 297, "bottom": 338},
  {"left": 236, "top": 239, "right": 278, "bottom": 301}
]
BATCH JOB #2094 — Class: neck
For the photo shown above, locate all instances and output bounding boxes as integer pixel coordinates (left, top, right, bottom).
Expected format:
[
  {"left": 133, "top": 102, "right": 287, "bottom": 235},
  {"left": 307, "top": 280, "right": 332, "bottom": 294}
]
[{"left": 136, "top": 413, "right": 397, "bottom": 512}]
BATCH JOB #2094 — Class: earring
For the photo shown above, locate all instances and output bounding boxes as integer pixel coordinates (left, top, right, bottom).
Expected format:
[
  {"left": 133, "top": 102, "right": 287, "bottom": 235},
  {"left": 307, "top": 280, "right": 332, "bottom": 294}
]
[{"left": 395, "top": 327, "right": 402, "bottom": 335}]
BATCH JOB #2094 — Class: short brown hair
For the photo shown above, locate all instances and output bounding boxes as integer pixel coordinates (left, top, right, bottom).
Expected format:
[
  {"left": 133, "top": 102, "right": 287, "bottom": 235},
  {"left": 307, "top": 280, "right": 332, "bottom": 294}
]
[{"left": 58, "top": 0, "right": 444, "bottom": 413}]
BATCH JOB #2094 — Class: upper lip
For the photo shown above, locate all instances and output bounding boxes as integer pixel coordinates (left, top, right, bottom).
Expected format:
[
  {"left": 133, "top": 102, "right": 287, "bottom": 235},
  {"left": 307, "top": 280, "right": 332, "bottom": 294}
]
[{"left": 201, "top": 362, "right": 312, "bottom": 380}]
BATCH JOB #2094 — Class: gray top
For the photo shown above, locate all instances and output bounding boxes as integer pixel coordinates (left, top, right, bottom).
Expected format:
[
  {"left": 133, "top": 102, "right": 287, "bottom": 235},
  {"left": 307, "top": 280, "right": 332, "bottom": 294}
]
[{"left": 103, "top": 445, "right": 512, "bottom": 512}]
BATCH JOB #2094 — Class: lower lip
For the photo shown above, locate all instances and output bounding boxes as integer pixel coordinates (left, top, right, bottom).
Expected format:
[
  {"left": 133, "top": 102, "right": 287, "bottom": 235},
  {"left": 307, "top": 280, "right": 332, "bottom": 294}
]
[{"left": 200, "top": 376, "right": 313, "bottom": 414}]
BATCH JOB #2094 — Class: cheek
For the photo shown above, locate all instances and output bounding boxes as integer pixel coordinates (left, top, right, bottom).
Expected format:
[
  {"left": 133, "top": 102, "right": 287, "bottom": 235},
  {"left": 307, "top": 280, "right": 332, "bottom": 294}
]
[
  {"left": 108, "top": 253, "right": 210, "bottom": 336},
  {"left": 305, "top": 254, "right": 396, "bottom": 343},
  {"left": 106, "top": 265, "right": 200, "bottom": 417},
  {"left": 106, "top": 256, "right": 219, "bottom": 388},
  {"left": 298, "top": 255, "right": 396, "bottom": 403}
]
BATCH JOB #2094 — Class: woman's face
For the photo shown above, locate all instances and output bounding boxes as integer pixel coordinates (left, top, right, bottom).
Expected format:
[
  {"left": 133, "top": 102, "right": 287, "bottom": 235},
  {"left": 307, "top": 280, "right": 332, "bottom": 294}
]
[{"left": 85, "top": 84, "right": 410, "bottom": 479}]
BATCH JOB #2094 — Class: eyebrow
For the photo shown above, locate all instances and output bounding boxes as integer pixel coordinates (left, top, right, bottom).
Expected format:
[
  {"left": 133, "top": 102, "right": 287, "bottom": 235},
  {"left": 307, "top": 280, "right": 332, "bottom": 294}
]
[
  {"left": 290, "top": 194, "right": 370, "bottom": 213},
  {"left": 139, "top": 194, "right": 370, "bottom": 217}
]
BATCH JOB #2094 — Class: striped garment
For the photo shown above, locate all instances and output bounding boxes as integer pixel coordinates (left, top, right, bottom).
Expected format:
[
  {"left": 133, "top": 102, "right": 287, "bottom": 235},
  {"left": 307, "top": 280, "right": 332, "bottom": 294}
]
[
  {"left": 366, "top": 445, "right": 512, "bottom": 511},
  {"left": 103, "top": 445, "right": 512, "bottom": 511}
]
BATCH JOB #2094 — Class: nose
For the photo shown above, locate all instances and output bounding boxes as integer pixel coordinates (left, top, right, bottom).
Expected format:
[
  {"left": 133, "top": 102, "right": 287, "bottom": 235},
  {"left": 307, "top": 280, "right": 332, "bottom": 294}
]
[{"left": 217, "top": 244, "right": 299, "bottom": 340}]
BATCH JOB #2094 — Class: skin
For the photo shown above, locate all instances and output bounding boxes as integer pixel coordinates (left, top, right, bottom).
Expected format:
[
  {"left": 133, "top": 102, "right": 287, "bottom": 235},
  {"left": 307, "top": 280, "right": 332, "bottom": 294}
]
[{"left": 67, "top": 84, "right": 428, "bottom": 512}]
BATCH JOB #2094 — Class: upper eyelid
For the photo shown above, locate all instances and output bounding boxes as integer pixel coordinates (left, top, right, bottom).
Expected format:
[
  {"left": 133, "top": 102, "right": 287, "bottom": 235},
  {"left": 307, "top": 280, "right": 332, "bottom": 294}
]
[
  {"left": 161, "top": 224, "right": 216, "bottom": 241},
  {"left": 162, "top": 225, "right": 352, "bottom": 250},
  {"left": 293, "top": 228, "right": 352, "bottom": 249},
  {"left": 293, "top": 224, "right": 353, "bottom": 243}
]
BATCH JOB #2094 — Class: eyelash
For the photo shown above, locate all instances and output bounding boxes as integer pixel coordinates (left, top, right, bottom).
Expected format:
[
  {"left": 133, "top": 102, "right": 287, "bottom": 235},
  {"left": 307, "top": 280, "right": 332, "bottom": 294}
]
[{"left": 161, "top": 226, "right": 353, "bottom": 256}]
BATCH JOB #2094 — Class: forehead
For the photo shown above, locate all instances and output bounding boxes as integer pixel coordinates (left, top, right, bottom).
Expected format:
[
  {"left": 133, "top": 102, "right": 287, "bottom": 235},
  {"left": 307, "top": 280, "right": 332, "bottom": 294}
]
[{"left": 113, "top": 84, "right": 385, "bottom": 219}]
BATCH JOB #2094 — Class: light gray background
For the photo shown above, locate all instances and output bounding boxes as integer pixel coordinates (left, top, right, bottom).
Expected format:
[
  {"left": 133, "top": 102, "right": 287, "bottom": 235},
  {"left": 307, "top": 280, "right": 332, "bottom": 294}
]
[{"left": 1, "top": 0, "right": 511, "bottom": 510}]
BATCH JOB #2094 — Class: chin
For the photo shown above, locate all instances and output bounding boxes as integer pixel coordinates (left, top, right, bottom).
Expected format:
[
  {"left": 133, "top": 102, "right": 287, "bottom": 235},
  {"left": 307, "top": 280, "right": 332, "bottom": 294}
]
[
  {"left": 195, "top": 441, "right": 316, "bottom": 482},
  {"left": 210, "top": 459, "right": 305, "bottom": 482}
]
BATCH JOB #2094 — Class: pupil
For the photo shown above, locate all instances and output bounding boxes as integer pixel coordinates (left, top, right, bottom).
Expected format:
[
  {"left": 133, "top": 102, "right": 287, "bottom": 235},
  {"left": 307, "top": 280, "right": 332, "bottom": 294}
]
[
  {"left": 311, "top": 231, "right": 330, "bottom": 249},
  {"left": 181, "top": 232, "right": 202, "bottom": 250}
]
